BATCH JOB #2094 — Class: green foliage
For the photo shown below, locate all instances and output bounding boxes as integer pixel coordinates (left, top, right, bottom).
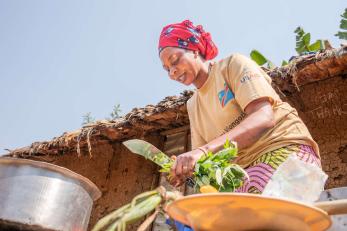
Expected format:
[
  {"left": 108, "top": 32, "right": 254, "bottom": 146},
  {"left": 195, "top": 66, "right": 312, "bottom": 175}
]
[
  {"left": 250, "top": 50, "right": 267, "bottom": 66},
  {"left": 251, "top": 26, "right": 326, "bottom": 67},
  {"left": 82, "top": 112, "right": 95, "bottom": 125},
  {"left": 281, "top": 60, "right": 289, "bottom": 66},
  {"left": 193, "top": 140, "right": 248, "bottom": 192},
  {"left": 294, "top": 27, "right": 325, "bottom": 55},
  {"left": 250, "top": 49, "right": 276, "bottom": 69},
  {"left": 335, "top": 8, "right": 347, "bottom": 40},
  {"left": 110, "top": 103, "right": 122, "bottom": 120},
  {"left": 132, "top": 139, "right": 247, "bottom": 192},
  {"left": 83, "top": 103, "right": 122, "bottom": 124}
]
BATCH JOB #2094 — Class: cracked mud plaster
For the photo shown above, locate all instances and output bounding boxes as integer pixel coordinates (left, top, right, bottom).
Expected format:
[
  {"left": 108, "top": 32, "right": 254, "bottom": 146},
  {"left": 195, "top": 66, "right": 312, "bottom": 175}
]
[{"left": 284, "top": 75, "right": 347, "bottom": 188}]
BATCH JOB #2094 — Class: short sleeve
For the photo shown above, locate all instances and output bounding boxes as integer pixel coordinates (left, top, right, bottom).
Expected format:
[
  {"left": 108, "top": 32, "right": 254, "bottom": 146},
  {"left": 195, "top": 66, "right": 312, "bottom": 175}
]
[
  {"left": 226, "top": 54, "right": 279, "bottom": 111},
  {"left": 187, "top": 96, "right": 207, "bottom": 149},
  {"left": 190, "top": 123, "right": 206, "bottom": 149}
]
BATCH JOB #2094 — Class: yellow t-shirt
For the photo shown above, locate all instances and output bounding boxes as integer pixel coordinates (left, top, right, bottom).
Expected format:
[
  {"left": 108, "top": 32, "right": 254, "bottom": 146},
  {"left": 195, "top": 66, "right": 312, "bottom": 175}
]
[{"left": 187, "top": 53, "right": 320, "bottom": 168}]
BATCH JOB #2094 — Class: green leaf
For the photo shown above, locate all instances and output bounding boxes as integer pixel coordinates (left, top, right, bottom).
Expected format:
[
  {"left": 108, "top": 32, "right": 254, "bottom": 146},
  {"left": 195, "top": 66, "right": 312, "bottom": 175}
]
[
  {"left": 231, "top": 165, "right": 249, "bottom": 180},
  {"left": 222, "top": 166, "right": 231, "bottom": 176},
  {"left": 208, "top": 170, "right": 215, "bottom": 179},
  {"left": 250, "top": 50, "right": 268, "bottom": 66},
  {"left": 335, "top": 31, "right": 347, "bottom": 40},
  {"left": 195, "top": 178, "right": 204, "bottom": 187},
  {"left": 216, "top": 168, "right": 223, "bottom": 186},
  {"left": 295, "top": 40, "right": 305, "bottom": 54},
  {"left": 267, "top": 60, "right": 276, "bottom": 70},
  {"left": 294, "top": 27, "right": 305, "bottom": 38},
  {"left": 340, "top": 19, "right": 347, "bottom": 30},
  {"left": 308, "top": 40, "right": 323, "bottom": 51},
  {"left": 340, "top": 9, "right": 347, "bottom": 27},
  {"left": 295, "top": 26, "right": 308, "bottom": 55},
  {"left": 294, "top": 26, "right": 325, "bottom": 54},
  {"left": 223, "top": 139, "right": 230, "bottom": 149},
  {"left": 336, "top": 9, "right": 347, "bottom": 40},
  {"left": 220, "top": 184, "right": 233, "bottom": 192},
  {"left": 194, "top": 162, "right": 201, "bottom": 174},
  {"left": 281, "top": 60, "right": 288, "bottom": 66},
  {"left": 342, "top": 9, "right": 347, "bottom": 19},
  {"left": 201, "top": 175, "right": 210, "bottom": 185},
  {"left": 320, "top": 40, "right": 326, "bottom": 50},
  {"left": 296, "top": 43, "right": 306, "bottom": 53},
  {"left": 192, "top": 139, "right": 246, "bottom": 192},
  {"left": 232, "top": 179, "right": 243, "bottom": 189},
  {"left": 303, "top": 33, "right": 311, "bottom": 46},
  {"left": 201, "top": 160, "right": 213, "bottom": 170}
]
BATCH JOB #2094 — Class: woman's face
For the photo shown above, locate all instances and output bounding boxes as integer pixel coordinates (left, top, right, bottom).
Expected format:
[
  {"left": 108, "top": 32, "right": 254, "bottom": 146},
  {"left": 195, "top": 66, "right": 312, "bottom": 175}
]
[{"left": 159, "top": 47, "right": 201, "bottom": 86}]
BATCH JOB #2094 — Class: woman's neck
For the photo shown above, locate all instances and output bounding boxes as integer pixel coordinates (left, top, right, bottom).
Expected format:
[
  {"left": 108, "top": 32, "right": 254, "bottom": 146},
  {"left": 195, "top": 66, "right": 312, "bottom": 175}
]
[{"left": 194, "top": 61, "right": 214, "bottom": 89}]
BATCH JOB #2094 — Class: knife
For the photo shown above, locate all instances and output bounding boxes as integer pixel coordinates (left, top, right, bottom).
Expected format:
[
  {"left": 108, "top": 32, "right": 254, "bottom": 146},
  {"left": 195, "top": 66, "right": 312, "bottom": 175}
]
[{"left": 123, "top": 139, "right": 195, "bottom": 187}]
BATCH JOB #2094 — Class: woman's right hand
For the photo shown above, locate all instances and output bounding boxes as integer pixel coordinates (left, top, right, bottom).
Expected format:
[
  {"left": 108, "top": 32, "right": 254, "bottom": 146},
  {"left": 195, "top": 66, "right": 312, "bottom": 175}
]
[{"left": 169, "top": 148, "right": 205, "bottom": 187}]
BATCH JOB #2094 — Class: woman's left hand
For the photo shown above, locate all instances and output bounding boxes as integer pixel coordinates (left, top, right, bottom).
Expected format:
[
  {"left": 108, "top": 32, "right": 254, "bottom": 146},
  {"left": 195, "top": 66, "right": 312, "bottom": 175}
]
[{"left": 170, "top": 149, "right": 205, "bottom": 187}]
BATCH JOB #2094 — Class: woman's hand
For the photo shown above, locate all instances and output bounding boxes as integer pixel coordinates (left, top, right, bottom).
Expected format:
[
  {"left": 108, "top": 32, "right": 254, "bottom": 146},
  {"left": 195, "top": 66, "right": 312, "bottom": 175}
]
[{"left": 170, "top": 149, "right": 205, "bottom": 187}]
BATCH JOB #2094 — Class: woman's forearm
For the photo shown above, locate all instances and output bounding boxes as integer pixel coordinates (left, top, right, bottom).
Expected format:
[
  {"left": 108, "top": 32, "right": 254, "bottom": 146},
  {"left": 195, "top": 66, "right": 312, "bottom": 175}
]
[{"left": 200, "top": 108, "right": 275, "bottom": 154}]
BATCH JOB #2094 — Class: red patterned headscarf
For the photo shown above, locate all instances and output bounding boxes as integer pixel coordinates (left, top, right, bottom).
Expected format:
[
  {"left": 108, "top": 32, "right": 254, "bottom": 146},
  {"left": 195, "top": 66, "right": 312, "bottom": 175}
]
[{"left": 158, "top": 20, "right": 218, "bottom": 60}]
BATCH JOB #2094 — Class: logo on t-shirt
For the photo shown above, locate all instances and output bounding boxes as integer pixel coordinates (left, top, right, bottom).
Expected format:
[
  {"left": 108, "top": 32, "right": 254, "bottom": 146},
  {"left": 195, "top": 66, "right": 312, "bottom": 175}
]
[
  {"left": 240, "top": 71, "right": 261, "bottom": 84},
  {"left": 218, "top": 83, "right": 234, "bottom": 107}
]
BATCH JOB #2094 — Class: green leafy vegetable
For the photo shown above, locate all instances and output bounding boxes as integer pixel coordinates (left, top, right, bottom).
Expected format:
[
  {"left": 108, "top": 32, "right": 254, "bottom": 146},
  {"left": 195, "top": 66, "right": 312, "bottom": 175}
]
[
  {"left": 127, "top": 139, "right": 248, "bottom": 193},
  {"left": 171, "top": 140, "right": 247, "bottom": 192},
  {"left": 193, "top": 141, "right": 248, "bottom": 192}
]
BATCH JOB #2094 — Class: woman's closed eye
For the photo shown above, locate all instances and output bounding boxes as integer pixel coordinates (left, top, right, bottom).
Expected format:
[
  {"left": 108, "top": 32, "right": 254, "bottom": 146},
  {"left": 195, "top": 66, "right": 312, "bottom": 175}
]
[
  {"left": 171, "top": 57, "right": 179, "bottom": 66},
  {"left": 162, "top": 53, "right": 182, "bottom": 73}
]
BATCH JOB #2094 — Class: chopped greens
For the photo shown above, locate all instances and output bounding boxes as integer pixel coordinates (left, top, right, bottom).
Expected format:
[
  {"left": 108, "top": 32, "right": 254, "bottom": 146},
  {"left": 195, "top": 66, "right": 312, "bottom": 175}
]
[
  {"left": 192, "top": 140, "right": 248, "bottom": 192},
  {"left": 135, "top": 139, "right": 248, "bottom": 192}
]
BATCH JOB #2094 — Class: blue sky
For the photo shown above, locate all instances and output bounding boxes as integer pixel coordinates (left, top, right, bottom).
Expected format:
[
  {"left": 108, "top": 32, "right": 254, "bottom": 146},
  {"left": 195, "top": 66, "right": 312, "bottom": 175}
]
[{"left": 0, "top": 0, "right": 345, "bottom": 154}]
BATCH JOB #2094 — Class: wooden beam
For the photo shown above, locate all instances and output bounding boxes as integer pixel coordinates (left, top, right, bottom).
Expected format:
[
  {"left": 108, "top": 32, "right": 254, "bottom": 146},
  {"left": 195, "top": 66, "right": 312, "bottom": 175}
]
[{"left": 159, "top": 125, "right": 190, "bottom": 136}]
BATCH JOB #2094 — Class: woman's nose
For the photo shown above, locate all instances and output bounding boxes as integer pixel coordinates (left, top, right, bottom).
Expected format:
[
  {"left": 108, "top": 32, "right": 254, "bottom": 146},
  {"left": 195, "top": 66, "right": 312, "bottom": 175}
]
[{"left": 169, "top": 67, "right": 177, "bottom": 79}]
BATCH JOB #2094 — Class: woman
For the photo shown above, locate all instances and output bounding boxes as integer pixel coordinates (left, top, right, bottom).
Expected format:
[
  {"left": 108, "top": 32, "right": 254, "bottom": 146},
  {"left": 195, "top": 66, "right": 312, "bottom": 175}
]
[{"left": 158, "top": 20, "right": 321, "bottom": 193}]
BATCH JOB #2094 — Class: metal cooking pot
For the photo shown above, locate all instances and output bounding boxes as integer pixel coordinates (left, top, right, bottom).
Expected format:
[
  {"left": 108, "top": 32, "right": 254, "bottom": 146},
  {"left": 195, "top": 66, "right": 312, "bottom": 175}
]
[{"left": 0, "top": 157, "right": 101, "bottom": 231}]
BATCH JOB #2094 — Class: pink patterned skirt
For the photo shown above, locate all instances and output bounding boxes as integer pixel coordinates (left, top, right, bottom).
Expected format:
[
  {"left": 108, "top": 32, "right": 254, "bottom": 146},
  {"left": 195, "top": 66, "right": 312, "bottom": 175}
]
[{"left": 235, "top": 144, "right": 321, "bottom": 194}]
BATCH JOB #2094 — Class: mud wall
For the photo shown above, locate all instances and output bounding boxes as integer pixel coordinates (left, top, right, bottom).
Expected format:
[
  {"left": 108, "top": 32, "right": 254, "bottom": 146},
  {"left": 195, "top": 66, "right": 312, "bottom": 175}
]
[
  {"left": 32, "top": 135, "right": 163, "bottom": 230},
  {"left": 283, "top": 75, "right": 347, "bottom": 188}
]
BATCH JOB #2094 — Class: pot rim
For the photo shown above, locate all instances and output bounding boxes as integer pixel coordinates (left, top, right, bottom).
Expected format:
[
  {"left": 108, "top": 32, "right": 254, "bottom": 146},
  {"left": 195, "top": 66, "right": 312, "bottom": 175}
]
[{"left": 0, "top": 157, "right": 101, "bottom": 201}]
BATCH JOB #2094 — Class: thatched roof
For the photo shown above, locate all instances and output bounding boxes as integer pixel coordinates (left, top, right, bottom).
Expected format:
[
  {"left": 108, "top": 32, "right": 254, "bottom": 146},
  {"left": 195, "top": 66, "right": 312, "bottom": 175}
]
[
  {"left": 7, "top": 90, "right": 193, "bottom": 158},
  {"left": 7, "top": 46, "right": 347, "bottom": 158},
  {"left": 269, "top": 46, "right": 347, "bottom": 94}
]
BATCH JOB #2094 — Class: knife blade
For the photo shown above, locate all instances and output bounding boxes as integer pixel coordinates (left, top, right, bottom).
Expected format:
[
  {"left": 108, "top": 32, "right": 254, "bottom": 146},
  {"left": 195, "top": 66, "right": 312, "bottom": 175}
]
[
  {"left": 122, "top": 139, "right": 173, "bottom": 168},
  {"left": 122, "top": 139, "right": 195, "bottom": 187}
]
